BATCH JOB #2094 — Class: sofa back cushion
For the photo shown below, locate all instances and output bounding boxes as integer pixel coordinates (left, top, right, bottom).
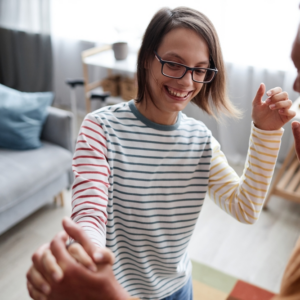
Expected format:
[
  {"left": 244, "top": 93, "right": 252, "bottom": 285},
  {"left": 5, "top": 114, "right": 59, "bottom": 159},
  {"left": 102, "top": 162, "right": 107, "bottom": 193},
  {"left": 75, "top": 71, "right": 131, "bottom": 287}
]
[{"left": 0, "top": 84, "right": 53, "bottom": 150}]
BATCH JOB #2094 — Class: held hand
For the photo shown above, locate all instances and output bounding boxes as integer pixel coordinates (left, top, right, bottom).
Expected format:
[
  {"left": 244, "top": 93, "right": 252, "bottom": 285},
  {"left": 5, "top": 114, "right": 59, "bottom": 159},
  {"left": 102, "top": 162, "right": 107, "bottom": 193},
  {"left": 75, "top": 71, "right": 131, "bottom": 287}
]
[
  {"left": 26, "top": 218, "right": 119, "bottom": 300},
  {"left": 47, "top": 230, "right": 130, "bottom": 300},
  {"left": 252, "top": 83, "right": 296, "bottom": 131}
]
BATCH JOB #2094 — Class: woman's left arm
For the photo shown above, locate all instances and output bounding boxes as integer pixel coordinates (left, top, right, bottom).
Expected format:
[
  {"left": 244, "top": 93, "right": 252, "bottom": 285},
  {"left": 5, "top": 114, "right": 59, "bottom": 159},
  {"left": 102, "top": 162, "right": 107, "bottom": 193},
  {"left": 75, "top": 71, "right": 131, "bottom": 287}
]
[
  {"left": 207, "top": 84, "right": 295, "bottom": 223},
  {"left": 208, "top": 126, "right": 283, "bottom": 224}
]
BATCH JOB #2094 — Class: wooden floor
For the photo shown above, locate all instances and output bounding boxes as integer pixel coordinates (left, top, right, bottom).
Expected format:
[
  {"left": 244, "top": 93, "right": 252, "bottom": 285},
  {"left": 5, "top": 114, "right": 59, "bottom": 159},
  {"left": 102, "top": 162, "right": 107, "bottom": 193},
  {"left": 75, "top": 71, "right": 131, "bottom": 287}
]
[{"left": 1, "top": 166, "right": 300, "bottom": 299}]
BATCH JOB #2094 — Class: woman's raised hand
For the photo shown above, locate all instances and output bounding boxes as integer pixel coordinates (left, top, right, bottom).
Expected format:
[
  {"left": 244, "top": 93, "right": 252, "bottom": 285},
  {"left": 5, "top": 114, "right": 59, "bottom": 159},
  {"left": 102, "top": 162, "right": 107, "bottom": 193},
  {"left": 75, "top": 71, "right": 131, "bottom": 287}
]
[{"left": 252, "top": 83, "right": 296, "bottom": 131}]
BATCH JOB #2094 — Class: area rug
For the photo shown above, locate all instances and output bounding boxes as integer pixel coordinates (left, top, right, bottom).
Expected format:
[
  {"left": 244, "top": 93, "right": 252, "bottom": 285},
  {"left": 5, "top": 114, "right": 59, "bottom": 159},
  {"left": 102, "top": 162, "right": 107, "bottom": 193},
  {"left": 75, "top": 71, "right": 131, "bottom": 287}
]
[{"left": 191, "top": 260, "right": 276, "bottom": 300}]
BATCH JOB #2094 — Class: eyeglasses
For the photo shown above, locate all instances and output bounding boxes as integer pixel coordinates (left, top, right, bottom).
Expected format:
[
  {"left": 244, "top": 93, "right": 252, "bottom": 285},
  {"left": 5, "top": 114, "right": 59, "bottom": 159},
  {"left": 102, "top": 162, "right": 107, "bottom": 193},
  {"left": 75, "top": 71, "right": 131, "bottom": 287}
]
[{"left": 154, "top": 51, "right": 218, "bottom": 83}]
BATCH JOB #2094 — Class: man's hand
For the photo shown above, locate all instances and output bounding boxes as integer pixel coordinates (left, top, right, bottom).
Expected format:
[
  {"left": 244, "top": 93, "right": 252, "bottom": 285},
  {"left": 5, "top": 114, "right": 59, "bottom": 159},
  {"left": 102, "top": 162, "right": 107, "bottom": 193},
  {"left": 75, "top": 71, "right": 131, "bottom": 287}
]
[
  {"left": 26, "top": 218, "right": 129, "bottom": 300},
  {"left": 292, "top": 121, "right": 300, "bottom": 161}
]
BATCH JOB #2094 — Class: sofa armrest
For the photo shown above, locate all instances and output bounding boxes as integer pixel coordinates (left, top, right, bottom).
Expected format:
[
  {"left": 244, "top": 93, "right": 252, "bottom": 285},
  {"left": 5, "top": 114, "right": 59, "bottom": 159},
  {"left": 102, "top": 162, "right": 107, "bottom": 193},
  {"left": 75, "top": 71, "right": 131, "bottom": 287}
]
[{"left": 41, "top": 107, "right": 74, "bottom": 153}]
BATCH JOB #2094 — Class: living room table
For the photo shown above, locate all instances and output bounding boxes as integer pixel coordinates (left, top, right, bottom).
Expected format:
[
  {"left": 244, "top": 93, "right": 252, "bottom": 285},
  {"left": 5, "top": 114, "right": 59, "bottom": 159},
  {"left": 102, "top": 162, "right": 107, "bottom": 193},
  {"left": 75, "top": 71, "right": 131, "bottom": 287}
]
[{"left": 81, "top": 45, "right": 138, "bottom": 112}]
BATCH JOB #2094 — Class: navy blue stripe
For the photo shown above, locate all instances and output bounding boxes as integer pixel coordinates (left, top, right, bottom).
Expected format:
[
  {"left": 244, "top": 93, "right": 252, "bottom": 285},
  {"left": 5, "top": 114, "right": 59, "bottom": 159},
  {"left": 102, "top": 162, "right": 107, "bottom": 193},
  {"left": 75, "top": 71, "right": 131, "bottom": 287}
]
[
  {"left": 110, "top": 142, "right": 211, "bottom": 152},
  {"left": 108, "top": 215, "right": 198, "bottom": 225},
  {"left": 112, "top": 188, "right": 206, "bottom": 196},
  {"left": 109, "top": 250, "right": 185, "bottom": 270},
  {"left": 109, "top": 158, "right": 211, "bottom": 166},
  {"left": 98, "top": 118, "right": 209, "bottom": 133},
  {"left": 113, "top": 174, "right": 209, "bottom": 181},
  {"left": 107, "top": 135, "right": 210, "bottom": 145},
  {"left": 104, "top": 127, "right": 210, "bottom": 139},
  {"left": 112, "top": 249, "right": 184, "bottom": 268},
  {"left": 108, "top": 195, "right": 205, "bottom": 204},
  {"left": 113, "top": 181, "right": 208, "bottom": 189},
  {"left": 122, "top": 274, "right": 186, "bottom": 295},
  {"left": 108, "top": 202, "right": 202, "bottom": 211},
  {"left": 108, "top": 239, "right": 189, "bottom": 252},
  {"left": 108, "top": 209, "right": 200, "bottom": 218},
  {"left": 106, "top": 232, "right": 192, "bottom": 243},
  {"left": 106, "top": 221, "right": 196, "bottom": 231},
  {"left": 108, "top": 149, "right": 210, "bottom": 160},
  {"left": 112, "top": 166, "right": 210, "bottom": 174},
  {"left": 106, "top": 227, "right": 194, "bottom": 238},
  {"left": 114, "top": 257, "right": 176, "bottom": 272}
]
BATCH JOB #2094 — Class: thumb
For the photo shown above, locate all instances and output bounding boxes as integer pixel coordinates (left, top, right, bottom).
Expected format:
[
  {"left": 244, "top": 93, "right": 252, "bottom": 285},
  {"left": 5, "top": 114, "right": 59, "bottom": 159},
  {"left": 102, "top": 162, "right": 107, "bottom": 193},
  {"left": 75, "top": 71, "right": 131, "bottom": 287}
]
[
  {"left": 62, "top": 217, "right": 114, "bottom": 265},
  {"left": 292, "top": 121, "right": 300, "bottom": 161},
  {"left": 253, "top": 83, "right": 265, "bottom": 106},
  {"left": 62, "top": 217, "right": 97, "bottom": 258}
]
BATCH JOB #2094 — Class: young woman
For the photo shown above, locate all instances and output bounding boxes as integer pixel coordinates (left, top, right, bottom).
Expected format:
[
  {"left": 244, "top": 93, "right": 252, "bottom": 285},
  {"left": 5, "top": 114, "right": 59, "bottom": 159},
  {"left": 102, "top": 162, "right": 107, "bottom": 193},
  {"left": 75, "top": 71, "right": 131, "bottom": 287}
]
[{"left": 27, "top": 6, "right": 295, "bottom": 300}]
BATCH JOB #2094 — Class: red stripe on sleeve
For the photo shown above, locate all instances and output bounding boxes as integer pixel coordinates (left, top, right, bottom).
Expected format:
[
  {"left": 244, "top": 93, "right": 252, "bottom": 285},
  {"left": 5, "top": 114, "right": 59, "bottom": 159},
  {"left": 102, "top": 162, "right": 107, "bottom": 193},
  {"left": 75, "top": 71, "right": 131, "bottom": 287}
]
[
  {"left": 72, "top": 163, "right": 111, "bottom": 174},
  {"left": 79, "top": 133, "right": 106, "bottom": 149},
  {"left": 72, "top": 179, "right": 109, "bottom": 189},
  {"left": 73, "top": 195, "right": 107, "bottom": 204},
  {"left": 82, "top": 125, "right": 106, "bottom": 140},
  {"left": 73, "top": 155, "right": 105, "bottom": 160},
  {"left": 73, "top": 186, "right": 107, "bottom": 197}
]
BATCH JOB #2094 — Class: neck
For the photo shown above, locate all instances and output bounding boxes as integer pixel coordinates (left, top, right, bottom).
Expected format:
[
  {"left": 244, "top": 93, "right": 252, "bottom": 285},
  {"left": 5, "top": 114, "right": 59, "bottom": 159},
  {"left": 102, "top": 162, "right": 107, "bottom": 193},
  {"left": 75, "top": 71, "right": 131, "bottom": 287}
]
[{"left": 135, "top": 99, "right": 178, "bottom": 126}]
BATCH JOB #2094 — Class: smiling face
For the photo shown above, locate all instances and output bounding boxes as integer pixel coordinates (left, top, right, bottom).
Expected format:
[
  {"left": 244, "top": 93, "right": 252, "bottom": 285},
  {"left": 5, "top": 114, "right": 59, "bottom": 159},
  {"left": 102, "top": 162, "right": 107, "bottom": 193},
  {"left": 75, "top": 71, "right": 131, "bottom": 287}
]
[
  {"left": 291, "top": 27, "right": 300, "bottom": 93},
  {"left": 145, "top": 27, "right": 210, "bottom": 117}
]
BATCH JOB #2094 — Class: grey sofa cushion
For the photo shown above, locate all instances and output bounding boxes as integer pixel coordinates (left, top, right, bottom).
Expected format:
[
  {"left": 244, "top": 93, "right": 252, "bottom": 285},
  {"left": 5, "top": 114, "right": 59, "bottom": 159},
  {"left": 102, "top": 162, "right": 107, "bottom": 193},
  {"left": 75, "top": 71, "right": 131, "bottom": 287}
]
[{"left": 0, "top": 141, "right": 72, "bottom": 212}]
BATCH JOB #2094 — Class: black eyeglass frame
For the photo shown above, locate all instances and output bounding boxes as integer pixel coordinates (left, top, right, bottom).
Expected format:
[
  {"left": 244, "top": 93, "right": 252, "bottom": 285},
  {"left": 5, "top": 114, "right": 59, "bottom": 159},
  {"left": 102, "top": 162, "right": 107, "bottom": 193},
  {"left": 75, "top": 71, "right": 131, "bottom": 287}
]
[{"left": 154, "top": 51, "right": 218, "bottom": 83}]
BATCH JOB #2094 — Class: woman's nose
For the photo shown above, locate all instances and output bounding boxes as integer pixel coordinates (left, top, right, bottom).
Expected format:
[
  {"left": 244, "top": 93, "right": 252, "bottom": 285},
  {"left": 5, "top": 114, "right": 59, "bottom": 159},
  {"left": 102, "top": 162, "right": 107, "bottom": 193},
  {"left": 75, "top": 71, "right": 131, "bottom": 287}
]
[{"left": 178, "top": 70, "right": 193, "bottom": 85}]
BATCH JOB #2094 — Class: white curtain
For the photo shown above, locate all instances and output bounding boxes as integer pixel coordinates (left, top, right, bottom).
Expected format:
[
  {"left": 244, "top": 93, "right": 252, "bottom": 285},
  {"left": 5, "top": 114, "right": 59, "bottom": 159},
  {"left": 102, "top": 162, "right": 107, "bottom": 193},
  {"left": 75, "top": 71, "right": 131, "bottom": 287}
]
[{"left": 0, "top": 0, "right": 51, "bottom": 33}]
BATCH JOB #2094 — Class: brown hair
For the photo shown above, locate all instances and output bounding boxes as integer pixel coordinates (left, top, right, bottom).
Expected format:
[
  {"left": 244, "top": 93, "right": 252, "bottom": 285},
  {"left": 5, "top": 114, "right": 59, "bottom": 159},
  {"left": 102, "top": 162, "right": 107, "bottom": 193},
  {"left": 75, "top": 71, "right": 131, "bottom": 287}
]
[{"left": 136, "top": 6, "right": 241, "bottom": 119}]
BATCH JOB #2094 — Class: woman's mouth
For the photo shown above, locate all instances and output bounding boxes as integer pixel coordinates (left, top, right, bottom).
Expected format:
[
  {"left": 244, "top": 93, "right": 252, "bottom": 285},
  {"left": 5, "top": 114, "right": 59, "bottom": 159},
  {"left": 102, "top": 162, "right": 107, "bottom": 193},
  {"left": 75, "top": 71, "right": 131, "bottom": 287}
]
[{"left": 165, "top": 86, "right": 192, "bottom": 100}]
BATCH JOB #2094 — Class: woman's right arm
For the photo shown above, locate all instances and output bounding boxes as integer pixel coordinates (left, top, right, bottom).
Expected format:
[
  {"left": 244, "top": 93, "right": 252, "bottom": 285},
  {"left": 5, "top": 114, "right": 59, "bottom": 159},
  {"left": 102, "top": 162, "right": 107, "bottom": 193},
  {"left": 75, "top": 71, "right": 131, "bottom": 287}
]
[{"left": 71, "top": 113, "right": 111, "bottom": 247}]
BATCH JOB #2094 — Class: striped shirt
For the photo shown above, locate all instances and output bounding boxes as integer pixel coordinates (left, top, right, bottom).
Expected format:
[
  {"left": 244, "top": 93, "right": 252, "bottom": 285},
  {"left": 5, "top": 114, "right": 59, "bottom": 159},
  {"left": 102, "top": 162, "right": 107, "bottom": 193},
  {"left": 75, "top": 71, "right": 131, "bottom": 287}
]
[{"left": 71, "top": 100, "right": 283, "bottom": 299}]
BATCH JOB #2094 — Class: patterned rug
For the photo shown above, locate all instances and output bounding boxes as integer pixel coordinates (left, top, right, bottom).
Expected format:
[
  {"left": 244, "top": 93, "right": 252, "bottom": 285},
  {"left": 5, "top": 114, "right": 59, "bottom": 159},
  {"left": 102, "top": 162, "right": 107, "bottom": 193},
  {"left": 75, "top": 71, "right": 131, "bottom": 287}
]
[{"left": 191, "top": 260, "right": 276, "bottom": 300}]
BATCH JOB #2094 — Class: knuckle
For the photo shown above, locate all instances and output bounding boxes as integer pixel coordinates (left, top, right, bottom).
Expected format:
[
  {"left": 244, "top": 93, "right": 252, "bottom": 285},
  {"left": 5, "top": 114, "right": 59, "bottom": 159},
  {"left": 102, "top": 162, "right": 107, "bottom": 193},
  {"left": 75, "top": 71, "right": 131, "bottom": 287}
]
[
  {"left": 26, "top": 269, "right": 32, "bottom": 282},
  {"left": 68, "top": 244, "right": 78, "bottom": 255},
  {"left": 32, "top": 252, "right": 39, "bottom": 264}
]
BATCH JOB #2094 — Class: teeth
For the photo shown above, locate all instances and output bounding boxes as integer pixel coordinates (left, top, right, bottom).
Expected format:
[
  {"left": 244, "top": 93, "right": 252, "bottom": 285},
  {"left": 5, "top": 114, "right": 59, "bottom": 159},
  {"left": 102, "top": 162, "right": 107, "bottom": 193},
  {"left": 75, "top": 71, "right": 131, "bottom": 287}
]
[{"left": 167, "top": 88, "right": 188, "bottom": 97}]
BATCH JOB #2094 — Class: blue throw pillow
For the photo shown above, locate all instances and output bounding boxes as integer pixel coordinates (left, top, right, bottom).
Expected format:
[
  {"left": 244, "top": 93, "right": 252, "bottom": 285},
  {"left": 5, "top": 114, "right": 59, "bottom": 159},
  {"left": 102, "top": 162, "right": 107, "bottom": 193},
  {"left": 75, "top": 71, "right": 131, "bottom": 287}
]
[{"left": 0, "top": 84, "right": 53, "bottom": 150}]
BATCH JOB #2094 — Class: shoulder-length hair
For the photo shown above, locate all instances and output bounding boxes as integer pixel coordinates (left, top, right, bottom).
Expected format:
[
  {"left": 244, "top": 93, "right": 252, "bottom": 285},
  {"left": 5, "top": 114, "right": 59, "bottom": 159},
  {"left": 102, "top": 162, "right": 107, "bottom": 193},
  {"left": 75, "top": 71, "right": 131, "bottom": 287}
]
[{"left": 136, "top": 6, "right": 241, "bottom": 119}]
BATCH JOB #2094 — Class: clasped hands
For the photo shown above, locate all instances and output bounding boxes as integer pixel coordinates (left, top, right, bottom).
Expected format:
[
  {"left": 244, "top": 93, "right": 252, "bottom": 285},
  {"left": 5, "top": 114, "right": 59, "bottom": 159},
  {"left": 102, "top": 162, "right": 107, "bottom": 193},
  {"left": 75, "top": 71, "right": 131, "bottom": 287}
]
[{"left": 26, "top": 217, "right": 129, "bottom": 300}]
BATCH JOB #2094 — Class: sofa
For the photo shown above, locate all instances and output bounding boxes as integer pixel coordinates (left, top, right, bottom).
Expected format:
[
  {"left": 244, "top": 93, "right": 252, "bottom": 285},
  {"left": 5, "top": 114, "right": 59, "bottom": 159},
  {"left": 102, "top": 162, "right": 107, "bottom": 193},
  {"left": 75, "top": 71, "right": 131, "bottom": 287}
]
[{"left": 0, "top": 106, "right": 74, "bottom": 235}]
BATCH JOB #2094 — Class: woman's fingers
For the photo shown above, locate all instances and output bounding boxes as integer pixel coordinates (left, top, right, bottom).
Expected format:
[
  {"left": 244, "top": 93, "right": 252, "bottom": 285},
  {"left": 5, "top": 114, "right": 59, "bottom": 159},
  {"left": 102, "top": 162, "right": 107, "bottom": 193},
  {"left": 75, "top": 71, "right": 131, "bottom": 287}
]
[
  {"left": 278, "top": 108, "right": 296, "bottom": 118},
  {"left": 68, "top": 243, "right": 97, "bottom": 272},
  {"left": 26, "top": 265, "right": 51, "bottom": 296},
  {"left": 27, "top": 280, "right": 47, "bottom": 300},
  {"left": 266, "top": 87, "right": 282, "bottom": 97},
  {"left": 62, "top": 217, "right": 97, "bottom": 259},
  {"left": 31, "top": 243, "right": 50, "bottom": 274},
  {"left": 266, "top": 91, "right": 289, "bottom": 104},
  {"left": 41, "top": 248, "right": 64, "bottom": 282},
  {"left": 93, "top": 247, "right": 115, "bottom": 265},
  {"left": 269, "top": 99, "right": 293, "bottom": 110}
]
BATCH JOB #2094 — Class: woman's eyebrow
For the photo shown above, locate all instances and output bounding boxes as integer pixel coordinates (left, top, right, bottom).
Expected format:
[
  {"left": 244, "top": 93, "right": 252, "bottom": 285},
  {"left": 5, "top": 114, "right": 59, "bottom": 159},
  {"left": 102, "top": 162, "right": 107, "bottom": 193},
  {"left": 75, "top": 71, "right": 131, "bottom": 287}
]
[{"left": 164, "top": 52, "right": 209, "bottom": 65}]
